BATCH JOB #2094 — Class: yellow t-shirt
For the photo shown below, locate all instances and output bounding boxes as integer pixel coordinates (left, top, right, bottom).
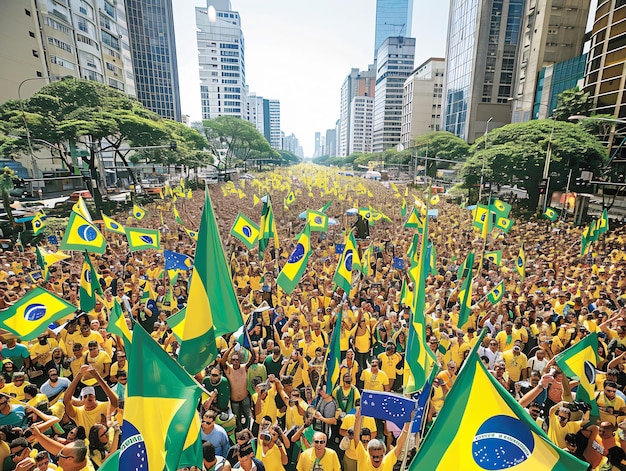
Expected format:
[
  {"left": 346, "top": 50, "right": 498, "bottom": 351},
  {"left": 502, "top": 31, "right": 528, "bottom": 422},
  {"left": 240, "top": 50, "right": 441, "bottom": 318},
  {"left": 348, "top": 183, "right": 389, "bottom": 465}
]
[
  {"left": 71, "top": 402, "right": 110, "bottom": 433},
  {"left": 295, "top": 447, "right": 341, "bottom": 471},
  {"left": 257, "top": 443, "right": 285, "bottom": 471},
  {"left": 360, "top": 369, "right": 389, "bottom": 391}
]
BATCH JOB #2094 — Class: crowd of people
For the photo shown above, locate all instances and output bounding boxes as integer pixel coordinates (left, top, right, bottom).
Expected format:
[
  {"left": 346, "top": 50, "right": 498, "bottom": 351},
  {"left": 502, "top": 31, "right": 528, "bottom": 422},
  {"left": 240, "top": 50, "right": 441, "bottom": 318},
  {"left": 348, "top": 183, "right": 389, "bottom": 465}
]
[{"left": 0, "top": 165, "right": 624, "bottom": 470}]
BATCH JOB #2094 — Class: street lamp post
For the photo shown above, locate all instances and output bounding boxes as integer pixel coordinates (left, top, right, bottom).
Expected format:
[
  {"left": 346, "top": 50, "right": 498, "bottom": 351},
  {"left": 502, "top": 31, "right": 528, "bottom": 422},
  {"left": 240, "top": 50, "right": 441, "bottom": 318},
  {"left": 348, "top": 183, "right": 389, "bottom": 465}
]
[{"left": 478, "top": 117, "right": 493, "bottom": 203}]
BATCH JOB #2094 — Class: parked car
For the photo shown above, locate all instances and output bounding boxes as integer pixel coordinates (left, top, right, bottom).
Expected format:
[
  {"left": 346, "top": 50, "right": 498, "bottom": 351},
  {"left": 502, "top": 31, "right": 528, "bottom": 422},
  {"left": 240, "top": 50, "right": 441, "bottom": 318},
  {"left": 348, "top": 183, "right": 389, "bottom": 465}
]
[{"left": 69, "top": 190, "right": 92, "bottom": 202}]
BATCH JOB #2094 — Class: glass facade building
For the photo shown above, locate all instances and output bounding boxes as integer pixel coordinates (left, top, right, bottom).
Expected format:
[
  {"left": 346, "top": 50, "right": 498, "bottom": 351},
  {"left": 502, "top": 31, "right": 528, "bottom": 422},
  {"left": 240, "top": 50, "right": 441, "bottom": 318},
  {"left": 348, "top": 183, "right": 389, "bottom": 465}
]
[
  {"left": 443, "top": 0, "right": 524, "bottom": 142},
  {"left": 124, "top": 0, "right": 182, "bottom": 121},
  {"left": 374, "top": 0, "right": 414, "bottom": 57}
]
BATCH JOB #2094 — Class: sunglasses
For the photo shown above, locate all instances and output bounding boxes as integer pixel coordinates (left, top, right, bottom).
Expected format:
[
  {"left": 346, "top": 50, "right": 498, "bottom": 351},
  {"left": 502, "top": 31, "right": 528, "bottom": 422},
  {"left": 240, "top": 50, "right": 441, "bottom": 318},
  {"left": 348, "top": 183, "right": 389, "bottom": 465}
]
[
  {"left": 313, "top": 440, "right": 326, "bottom": 444},
  {"left": 10, "top": 448, "right": 25, "bottom": 458}
]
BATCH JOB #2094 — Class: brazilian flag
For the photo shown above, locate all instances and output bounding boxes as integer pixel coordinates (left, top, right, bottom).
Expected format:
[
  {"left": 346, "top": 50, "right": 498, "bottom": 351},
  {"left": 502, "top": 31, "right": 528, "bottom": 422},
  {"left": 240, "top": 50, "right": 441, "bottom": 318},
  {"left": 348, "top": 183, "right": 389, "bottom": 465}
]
[
  {"left": 60, "top": 211, "right": 107, "bottom": 254},
  {"left": 487, "top": 281, "right": 504, "bottom": 305},
  {"left": 554, "top": 332, "right": 600, "bottom": 418},
  {"left": 79, "top": 252, "right": 101, "bottom": 312},
  {"left": 115, "top": 325, "right": 203, "bottom": 470},
  {"left": 333, "top": 231, "right": 361, "bottom": 293},
  {"left": 484, "top": 250, "right": 502, "bottom": 266},
  {"left": 306, "top": 210, "right": 328, "bottom": 232},
  {"left": 543, "top": 207, "right": 558, "bottom": 222},
  {"left": 133, "top": 204, "right": 146, "bottom": 221},
  {"left": 0, "top": 287, "right": 76, "bottom": 340},
  {"left": 125, "top": 227, "right": 160, "bottom": 252},
  {"left": 230, "top": 213, "right": 259, "bottom": 249},
  {"left": 277, "top": 224, "right": 311, "bottom": 294},
  {"left": 31, "top": 212, "right": 45, "bottom": 235},
  {"left": 102, "top": 214, "right": 125, "bottom": 234},
  {"left": 409, "top": 348, "right": 587, "bottom": 470}
]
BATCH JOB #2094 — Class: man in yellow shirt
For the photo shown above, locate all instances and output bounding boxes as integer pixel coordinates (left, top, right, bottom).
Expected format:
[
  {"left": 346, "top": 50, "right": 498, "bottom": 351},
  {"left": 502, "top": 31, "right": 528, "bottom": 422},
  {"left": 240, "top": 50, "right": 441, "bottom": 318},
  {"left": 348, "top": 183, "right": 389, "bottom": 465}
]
[
  {"left": 360, "top": 359, "right": 390, "bottom": 392},
  {"left": 352, "top": 407, "right": 411, "bottom": 470},
  {"left": 295, "top": 431, "right": 341, "bottom": 471}
]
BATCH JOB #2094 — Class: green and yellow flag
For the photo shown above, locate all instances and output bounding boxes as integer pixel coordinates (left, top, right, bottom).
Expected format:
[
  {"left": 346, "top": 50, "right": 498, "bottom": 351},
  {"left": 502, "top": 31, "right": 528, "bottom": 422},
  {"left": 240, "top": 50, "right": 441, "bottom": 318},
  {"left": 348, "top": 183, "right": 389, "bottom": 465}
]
[
  {"left": 258, "top": 195, "right": 278, "bottom": 260},
  {"left": 35, "top": 247, "right": 70, "bottom": 281},
  {"left": 116, "top": 325, "right": 203, "bottom": 471},
  {"left": 489, "top": 198, "right": 512, "bottom": 219},
  {"left": 0, "top": 287, "right": 76, "bottom": 340},
  {"left": 554, "top": 332, "right": 599, "bottom": 418},
  {"left": 484, "top": 250, "right": 502, "bottom": 266},
  {"left": 125, "top": 227, "right": 160, "bottom": 252},
  {"left": 173, "top": 206, "right": 184, "bottom": 225},
  {"left": 404, "top": 212, "right": 439, "bottom": 394},
  {"left": 457, "top": 252, "right": 474, "bottom": 329},
  {"left": 401, "top": 198, "right": 407, "bottom": 218},
  {"left": 230, "top": 213, "right": 259, "bottom": 249},
  {"left": 487, "top": 281, "right": 505, "bottom": 305},
  {"left": 59, "top": 210, "right": 107, "bottom": 254},
  {"left": 543, "top": 207, "right": 558, "bottom": 222},
  {"left": 333, "top": 231, "right": 361, "bottom": 293},
  {"left": 284, "top": 190, "right": 296, "bottom": 207},
  {"left": 277, "top": 224, "right": 311, "bottom": 295},
  {"left": 102, "top": 214, "right": 125, "bottom": 234},
  {"left": 495, "top": 215, "right": 514, "bottom": 233},
  {"left": 31, "top": 212, "right": 45, "bottom": 235},
  {"left": 79, "top": 252, "right": 101, "bottom": 312},
  {"left": 597, "top": 208, "right": 609, "bottom": 235},
  {"left": 179, "top": 187, "right": 242, "bottom": 371},
  {"left": 306, "top": 210, "right": 328, "bottom": 232},
  {"left": 132, "top": 204, "right": 146, "bottom": 221},
  {"left": 409, "top": 351, "right": 587, "bottom": 470},
  {"left": 184, "top": 227, "right": 198, "bottom": 242},
  {"left": 108, "top": 300, "right": 132, "bottom": 355},
  {"left": 72, "top": 196, "right": 92, "bottom": 222}
]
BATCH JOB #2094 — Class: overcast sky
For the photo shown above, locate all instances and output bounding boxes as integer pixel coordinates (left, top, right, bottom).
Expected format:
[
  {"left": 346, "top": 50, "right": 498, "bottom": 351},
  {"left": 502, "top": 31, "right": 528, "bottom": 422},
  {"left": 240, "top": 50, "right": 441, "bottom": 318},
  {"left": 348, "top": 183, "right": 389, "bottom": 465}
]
[{"left": 172, "top": 1, "right": 450, "bottom": 157}]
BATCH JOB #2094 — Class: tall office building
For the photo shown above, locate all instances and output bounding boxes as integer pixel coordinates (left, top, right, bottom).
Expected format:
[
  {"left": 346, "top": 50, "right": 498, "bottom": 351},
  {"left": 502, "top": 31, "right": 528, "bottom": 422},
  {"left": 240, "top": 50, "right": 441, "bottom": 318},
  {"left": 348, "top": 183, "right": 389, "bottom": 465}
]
[
  {"left": 0, "top": 0, "right": 136, "bottom": 104},
  {"left": 267, "top": 99, "right": 281, "bottom": 150},
  {"left": 511, "top": 0, "right": 589, "bottom": 122},
  {"left": 374, "top": 0, "right": 414, "bottom": 58},
  {"left": 196, "top": 0, "right": 247, "bottom": 120},
  {"left": 283, "top": 133, "right": 304, "bottom": 158},
  {"left": 401, "top": 58, "right": 445, "bottom": 148},
  {"left": 583, "top": 0, "right": 626, "bottom": 158},
  {"left": 373, "top": 37, "right": 415, "bottom": 152},
  {"left": 442, "top": 0, "right": 525, "bottom": 142},
  {"left": 125, "top": 0, "right": 180, "bottom": 120},
  {"left": 584, "top": 0, "right": 626, "bottom": 120},
  {"left": 350, "top": 96, "right": 375, "bottom": 154},
  {"left": 247, "top": 93, "right": 265, "bottom": 134},
  {"left": 325, "top": 129, "right": 337, "bottom": 157},
  {"left": 338, "top": 65, "right": 376, "bottom": 156}
]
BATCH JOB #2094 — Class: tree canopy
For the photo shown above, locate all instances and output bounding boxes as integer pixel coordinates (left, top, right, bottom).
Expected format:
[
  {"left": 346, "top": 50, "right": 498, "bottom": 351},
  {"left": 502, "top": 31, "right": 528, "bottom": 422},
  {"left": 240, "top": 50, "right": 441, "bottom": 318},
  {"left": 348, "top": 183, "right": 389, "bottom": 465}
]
[
  {"left": 0, "top": 79, "right": 208, "bottom": 215},
  {"left": 201, "top": 116, "right": 279, "bottom": 169},
  {"left": 462, "top": 119, "right": 607, "bottom": 207}
]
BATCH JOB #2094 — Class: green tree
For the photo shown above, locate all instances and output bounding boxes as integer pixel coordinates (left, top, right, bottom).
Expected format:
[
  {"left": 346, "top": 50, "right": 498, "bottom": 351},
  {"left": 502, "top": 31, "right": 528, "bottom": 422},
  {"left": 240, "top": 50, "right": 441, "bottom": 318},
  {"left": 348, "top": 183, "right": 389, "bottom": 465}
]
[
  {"left": 552, "top": 87, "right": 593, "bottom": 122},
  {"left": 462, "top": 119, "right": 607, "bottom": 207},
  {"left": 0, "top": 167, "right": 16, "bottom": 226},
  {"left": 412, "top": 131, "right": 470, "bottom": 178},
  {"left": 202, "top": 116, "right": 278, "bottom": 170}
]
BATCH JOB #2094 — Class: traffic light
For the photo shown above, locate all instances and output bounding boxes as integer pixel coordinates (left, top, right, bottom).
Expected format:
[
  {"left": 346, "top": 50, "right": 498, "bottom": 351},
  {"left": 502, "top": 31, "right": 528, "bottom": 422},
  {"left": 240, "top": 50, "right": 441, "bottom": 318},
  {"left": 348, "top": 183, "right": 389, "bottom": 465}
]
[
  {"left": 538, "top": 178, "right": 548, "bottom": 195},
  {"left": 169, "top": 141, "right": 177, "bottom": 151}
]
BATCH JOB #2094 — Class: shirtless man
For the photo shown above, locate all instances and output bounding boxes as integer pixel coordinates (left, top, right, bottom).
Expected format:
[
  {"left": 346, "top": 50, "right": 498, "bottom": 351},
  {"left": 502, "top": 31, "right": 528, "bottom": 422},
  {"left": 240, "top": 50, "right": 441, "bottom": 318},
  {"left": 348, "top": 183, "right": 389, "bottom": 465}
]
[{"left": 220, "top": 343, "right": 255, "bottom": 431}]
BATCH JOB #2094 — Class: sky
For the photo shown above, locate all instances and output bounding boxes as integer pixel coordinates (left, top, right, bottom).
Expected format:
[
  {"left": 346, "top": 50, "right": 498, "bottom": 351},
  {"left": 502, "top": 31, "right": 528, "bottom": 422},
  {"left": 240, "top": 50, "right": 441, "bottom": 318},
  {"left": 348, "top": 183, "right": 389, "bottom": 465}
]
[{"left": 172, "top": 1, "right": 450, "bottom": 157}]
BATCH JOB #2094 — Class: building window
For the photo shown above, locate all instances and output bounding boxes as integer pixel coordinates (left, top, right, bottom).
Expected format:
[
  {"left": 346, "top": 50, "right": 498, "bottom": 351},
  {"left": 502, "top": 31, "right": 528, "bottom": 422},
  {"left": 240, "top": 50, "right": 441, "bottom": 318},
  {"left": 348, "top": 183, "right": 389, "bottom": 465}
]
[
  {"left": 25, "top": 9, "right": 31, "bottom": 16},
  {"left": 32, "top": 50, "right": 39, "bottom": 57},
  {"left": 29, "top": 31, "right": 35, "bottom": 38}
]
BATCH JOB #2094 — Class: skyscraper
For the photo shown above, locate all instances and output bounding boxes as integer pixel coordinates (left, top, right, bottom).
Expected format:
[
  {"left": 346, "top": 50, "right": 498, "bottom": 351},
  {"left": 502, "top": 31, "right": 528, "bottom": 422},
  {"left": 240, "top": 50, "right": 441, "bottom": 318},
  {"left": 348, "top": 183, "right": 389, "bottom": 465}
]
[
  {"left": 125, "top": 0, "right": 181, "bottom": 121},
  {"left": 374, "top": 0, "right": 414, "bottom": 58},
  {"left": 373, "top": 37, "right": 415, "bottom": 152},
  {"left": 442, "top": 0, "right": 525, "bottom": 142},
  {"left": 338, "top": 65, "right": 376, "bottom": 156},
  {"left": 511, "top": 0, "right": 589, "bottom": 122},
  {"left": 196, "top": 0, "right": 247, "bottom": 120}
]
